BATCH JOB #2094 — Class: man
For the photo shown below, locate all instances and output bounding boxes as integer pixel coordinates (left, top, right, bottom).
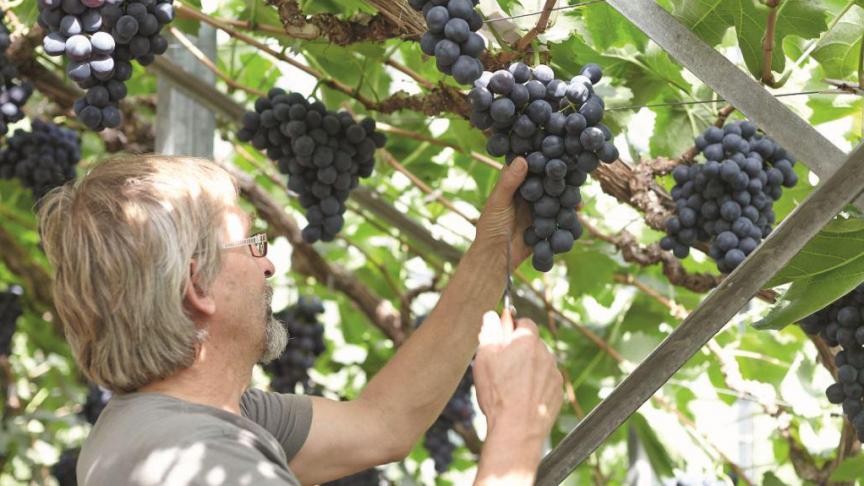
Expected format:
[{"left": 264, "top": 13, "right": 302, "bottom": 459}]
[{"left": 37, "top": 154, "right": 563, "bottom": 485}]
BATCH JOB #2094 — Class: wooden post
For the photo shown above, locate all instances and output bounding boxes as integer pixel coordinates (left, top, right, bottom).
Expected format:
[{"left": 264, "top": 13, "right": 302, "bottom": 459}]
[{"left": 155, "top": 24, "right": 217, "bottom": 158}]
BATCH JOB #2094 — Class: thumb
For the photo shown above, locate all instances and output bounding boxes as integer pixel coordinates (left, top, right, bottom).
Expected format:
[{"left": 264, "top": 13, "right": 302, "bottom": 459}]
[
  {"left": 485, "top": 157, "right": 528, "bottom": 211},
  {"left": 479, "top": 310, "right": 504, "bottom": 347}
]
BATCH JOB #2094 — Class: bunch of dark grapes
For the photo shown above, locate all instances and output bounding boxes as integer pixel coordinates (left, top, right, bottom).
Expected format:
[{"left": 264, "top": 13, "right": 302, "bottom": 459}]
[
  {"left": 660, "top": 121, "right": 798, "bottom": 273},
  {"left": 422, "top": 366, "right": 474, "bottom": 473},
  {"left": 414, "top": 314, "right": 475, "bottom": 473},
  {"left": 237, "top": 88, "right": 387, "bottom": 243},
  {"left": 322, "top": 468, "right": 383, "bottom": 486},
  {"left": 0, "top": 120, "right": 81, "bottom": 199},
  {"left": 0, "top": 11, "right": 33, "bottom": 135},
  {"left": 39, "top": 0, "right": 175, "bottom": 130},
  {"left": 408, "top": 0, "right": 485, "bottom": 85},
  {"left": 81, "top": 383, "right": 112, "bottom": 425},
  {"left": 51, "top": 447, "right": 80, "bottom": 486},
  {"left": 424, "top": 416, "right": 457, "bottom": 473},
  {"left": 798, "top": 283, "right": 864, "bottom": 443},
  {"left": 0, "top": 286, "right": 22, "bottom": 357},
  {"left": 264, "top": 296, "right": 327, "bottom": 394},
  {"left": 468, "top": 62, "right": 616, "bottom": 272},
  {"left": 442, "top": 365, "right": 474, "bottom": 425}
]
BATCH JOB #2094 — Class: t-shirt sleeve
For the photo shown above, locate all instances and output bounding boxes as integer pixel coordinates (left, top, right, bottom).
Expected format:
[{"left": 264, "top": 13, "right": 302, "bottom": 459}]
[{"left": 240, "top": 388, "right": 313, "bottom": 461}]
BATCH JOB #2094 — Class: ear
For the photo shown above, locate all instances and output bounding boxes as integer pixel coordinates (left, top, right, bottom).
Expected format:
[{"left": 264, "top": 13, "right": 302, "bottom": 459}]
[{"left": 184, "top": 261, "right": 216, "bottom": 317}]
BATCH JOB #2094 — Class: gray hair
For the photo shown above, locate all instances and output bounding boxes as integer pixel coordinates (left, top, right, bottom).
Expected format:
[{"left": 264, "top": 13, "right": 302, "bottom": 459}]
[{"left": 38, "top": 155, "right": 237, "bottom": 393}]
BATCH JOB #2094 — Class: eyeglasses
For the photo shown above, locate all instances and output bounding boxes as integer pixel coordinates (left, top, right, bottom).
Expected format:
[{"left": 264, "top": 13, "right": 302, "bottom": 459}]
[{"left": 222, "top": 232, "right": 268, "bottom": 258}]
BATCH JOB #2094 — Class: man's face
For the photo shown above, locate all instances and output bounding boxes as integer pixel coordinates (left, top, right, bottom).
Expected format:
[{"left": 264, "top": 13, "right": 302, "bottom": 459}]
[{"left": 218, "top": 205, "right": 286, "bottom": 364}]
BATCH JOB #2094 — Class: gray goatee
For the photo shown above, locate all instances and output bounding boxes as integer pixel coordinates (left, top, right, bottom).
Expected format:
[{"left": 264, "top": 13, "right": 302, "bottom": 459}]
[{"left": 258, "top": 285, "right": 287, "bottom": 364}]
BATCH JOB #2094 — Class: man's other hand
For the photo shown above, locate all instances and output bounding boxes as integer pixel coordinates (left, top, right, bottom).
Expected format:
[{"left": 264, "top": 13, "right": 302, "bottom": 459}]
[{"left": 474, "top": 309, "right": 563, "bottom": 445}]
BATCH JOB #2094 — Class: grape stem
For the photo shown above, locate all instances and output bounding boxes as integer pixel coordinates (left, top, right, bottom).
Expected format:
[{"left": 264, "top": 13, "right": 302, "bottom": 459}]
[
  {"left": 175, "top": 2, "right": 377, "bottom": 108},
  {"left": 376, "top": 122, "right": 503, "bottom": 170},
  {"left": 379, "top": 148, "right": 477, "bottom": 224},
  {"left": 514, "top": 0, "right": 559, "bottom": 52},
  {"left": 168, "top": 27, "right": 266, "bottom": 97}
]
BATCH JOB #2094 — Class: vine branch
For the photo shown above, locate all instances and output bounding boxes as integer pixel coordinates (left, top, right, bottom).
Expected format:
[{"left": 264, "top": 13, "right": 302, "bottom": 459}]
[
  {"left": 761, "top": 0, "right": 781, "bottom": 86},
  {"left": 168, "top": 26, "right": 266, "bottom": 97},
  {"left": 263, "top": 0, "right": 423, "bottom": 44},
  {"left": 514, "top": 0, "right": 558, "bottom": 52}
]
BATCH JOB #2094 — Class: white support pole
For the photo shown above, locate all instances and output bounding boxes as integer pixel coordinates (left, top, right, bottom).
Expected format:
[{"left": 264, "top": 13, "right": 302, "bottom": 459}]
[{"left": 155, "top": 24, "right": 217, "bottom": 158}]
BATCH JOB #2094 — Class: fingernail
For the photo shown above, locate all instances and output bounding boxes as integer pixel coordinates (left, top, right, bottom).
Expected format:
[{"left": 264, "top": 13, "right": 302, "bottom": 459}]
[{"left": 511, "top": 157, "right": 527, "bottom": 174}]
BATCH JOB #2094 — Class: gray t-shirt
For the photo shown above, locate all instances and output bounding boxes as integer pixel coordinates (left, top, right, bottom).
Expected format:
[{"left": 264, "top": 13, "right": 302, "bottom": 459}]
[{"left": 77, "top": 388, "right": 313, "bottom": 485}]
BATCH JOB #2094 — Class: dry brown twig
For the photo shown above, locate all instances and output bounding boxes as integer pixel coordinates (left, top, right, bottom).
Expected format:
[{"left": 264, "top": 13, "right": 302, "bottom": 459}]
[{"left": 514, "top": 0, "right": 557, "bottom": 51}]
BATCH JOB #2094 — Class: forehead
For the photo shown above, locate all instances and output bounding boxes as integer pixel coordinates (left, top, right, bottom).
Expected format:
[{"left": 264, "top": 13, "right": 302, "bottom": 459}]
[{"left": 222, "top": 205, "right": 253, "bottom": 235}]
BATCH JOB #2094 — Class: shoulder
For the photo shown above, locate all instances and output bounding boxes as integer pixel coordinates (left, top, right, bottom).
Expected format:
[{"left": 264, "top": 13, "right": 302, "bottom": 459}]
[{"left": 78, "top": 393, "right": 301, "bottom": 486}]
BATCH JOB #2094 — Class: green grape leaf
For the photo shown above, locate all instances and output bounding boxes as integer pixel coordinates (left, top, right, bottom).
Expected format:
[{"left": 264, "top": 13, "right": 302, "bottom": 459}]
[
  {"left": 581, "top": 3, "right": 649, "bottom": 51},
  {"left": 754, "top": 252, "right": 864, "bottom": 330},
  {"left": 671, "top": 0, "right": 828, "bottom": 78},
  {"left": 830, "top": 454, "right": 864, "bottom": 480},
  {"left": 767, "top": 217, "right": 864, "bottom": 287},
  {"left": 630, "top": 413, "right": 676, "bottom": 478},
  {"left": 812, "top": 6, "right": 864, "bottom": 79}
]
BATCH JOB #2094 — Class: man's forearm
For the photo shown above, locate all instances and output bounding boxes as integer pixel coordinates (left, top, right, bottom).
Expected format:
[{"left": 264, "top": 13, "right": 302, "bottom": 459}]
[{"left": 358, "top": 243, "right": 507, "bottom": 452}]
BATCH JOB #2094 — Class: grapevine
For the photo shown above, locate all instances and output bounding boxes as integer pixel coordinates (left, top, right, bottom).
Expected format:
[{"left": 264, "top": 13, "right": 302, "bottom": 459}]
[
  {"left": 660, "top": 120, "right": 798, "bottom": 273},
  {"left": 263, "top": 296, "right": 327, "bottom": 394},
  {"left": 469, "top": 62, "right": 616, "bottom": 272},
  {"left": 798, "top": 283, "right": 864, "bottom": 443},
  {"left": 51, "top": 448, "right": 80, "bottom": 486},
  {"left": 81, "top": 383, "right": 112, "bottom": 425},
  {"left": 0, "top": 286, "right": 22, "bottom": 357},
  {"left": 237, "top": 89, "right": 387, "bottom": 243},
  {"left": 0, "top": 120, "right": 82, "bottom": 199},
  {"left": 408, "top": 0, "right": 486, "bottom": 85},
  {"left": 416, "top": 315, "right": 476, "bottom": 473},
  {"left": 0, "top": 10, "right": 32, "bottom": 135},
  {"left": 38, "top": 0, "right": 176, "bottom": 131}
]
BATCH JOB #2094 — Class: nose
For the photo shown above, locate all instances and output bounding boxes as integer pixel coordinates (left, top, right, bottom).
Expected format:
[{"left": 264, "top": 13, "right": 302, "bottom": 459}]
[{"left": 261, "top": 256, "right": 275, "bottom": 278}]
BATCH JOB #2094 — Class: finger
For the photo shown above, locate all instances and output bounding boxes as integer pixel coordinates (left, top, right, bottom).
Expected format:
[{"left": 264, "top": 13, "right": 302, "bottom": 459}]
[
  {"left": 485, "top": 157, "right": 528, "bottom": 212},
  {"left": 500, "top": 306, "right": 516, "bottom": 339},
  {"left": 479, "top": 310, "right": 504, "bottom": 346},
  {"left": 510, "top": 200, "right": 534, "bottom": 266},
  {"left": 513, "top": 318, "right": 540, "bottom": 338}
]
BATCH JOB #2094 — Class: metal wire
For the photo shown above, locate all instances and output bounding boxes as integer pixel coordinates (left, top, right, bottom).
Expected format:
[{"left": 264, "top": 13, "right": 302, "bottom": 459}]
[
  {"left": 605, "top": 89, "right": 852, "bottom": 111},
  {"left": 483, "top": 0, "right": 606, "bottom": 23}
]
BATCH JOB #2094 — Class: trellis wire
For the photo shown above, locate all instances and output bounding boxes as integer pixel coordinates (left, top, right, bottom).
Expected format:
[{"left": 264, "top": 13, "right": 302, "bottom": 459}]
[
  {"left": 483, "top": 0, "right": 606, "bottom": 23},
  {"left": 376, "top": 89, "right": 856, "bottom": 126},
  {"left": 605, "top": 89, "right": 853, "bottom": 111}
]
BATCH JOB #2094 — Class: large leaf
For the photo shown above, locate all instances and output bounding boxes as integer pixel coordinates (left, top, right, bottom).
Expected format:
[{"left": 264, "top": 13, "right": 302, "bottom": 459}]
[
  {"left": 830, "top": 453, "right": 864, "bottom": 480},
  {"left": 563, "top": 244, "right": 618, "bottom": 296},
  {"left": 550, "top": 36, "right": 690, "bottom": 107},
  {"left": 581, "top": 3, "right": 649, "bottom": 51},
  {"left": 811, "top": 5, "right": 864, "bottom": 78},
  {"left": 670, "top": 0, "right": 736, "bottom": 46},
  {"left": 754, "top": 251, "right": 864, "bottom": 330},
  {"left": 766, "top": 217, "right": 864, "bottom": 287},
  {"left": 629, "top": 413, "right": 676, "bottom": 478},
  {"left": 671, "top": 0, "right": 828, "bottom": 78}
]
